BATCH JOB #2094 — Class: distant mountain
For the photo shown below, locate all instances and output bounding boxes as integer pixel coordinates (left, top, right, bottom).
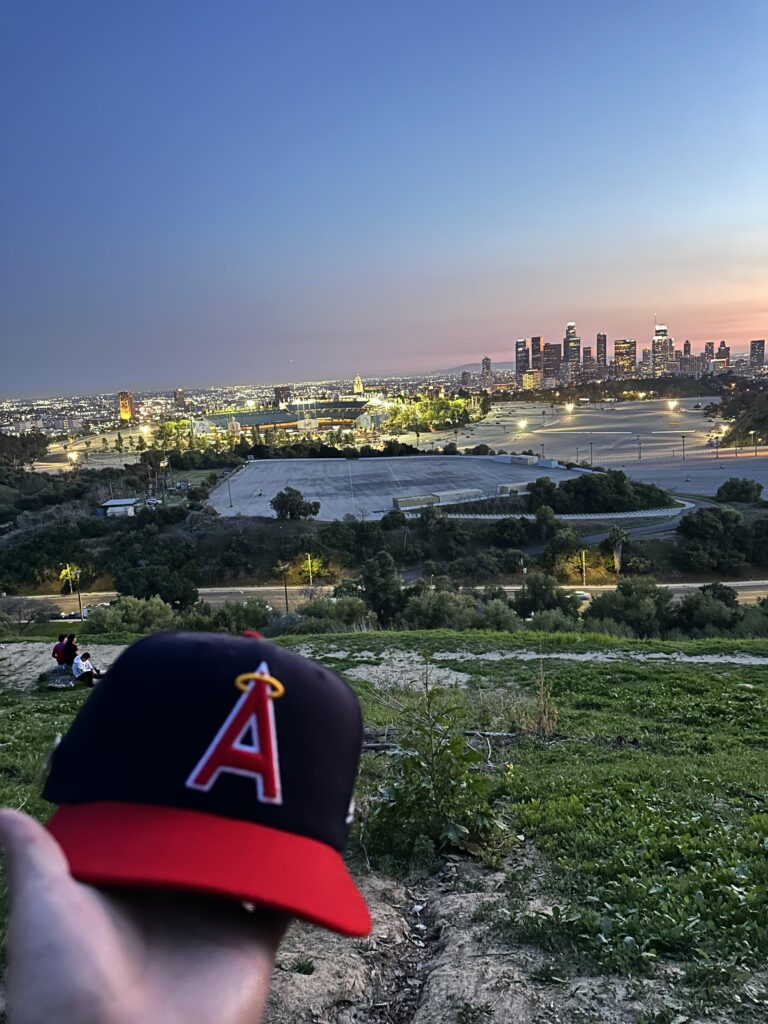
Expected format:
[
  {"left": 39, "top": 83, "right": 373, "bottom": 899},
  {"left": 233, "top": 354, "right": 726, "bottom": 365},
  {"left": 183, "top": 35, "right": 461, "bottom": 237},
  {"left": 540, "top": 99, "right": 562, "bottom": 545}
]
[{"left": 438, "top": 361, "right": 516, "bottom": 374}]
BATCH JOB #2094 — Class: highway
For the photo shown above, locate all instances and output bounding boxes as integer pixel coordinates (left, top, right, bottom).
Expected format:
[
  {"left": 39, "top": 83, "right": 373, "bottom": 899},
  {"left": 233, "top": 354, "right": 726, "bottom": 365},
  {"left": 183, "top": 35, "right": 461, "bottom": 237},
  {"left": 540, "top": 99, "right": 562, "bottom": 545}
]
[{"left": 20, "top": 578, "right": 768, "bottom": 618}]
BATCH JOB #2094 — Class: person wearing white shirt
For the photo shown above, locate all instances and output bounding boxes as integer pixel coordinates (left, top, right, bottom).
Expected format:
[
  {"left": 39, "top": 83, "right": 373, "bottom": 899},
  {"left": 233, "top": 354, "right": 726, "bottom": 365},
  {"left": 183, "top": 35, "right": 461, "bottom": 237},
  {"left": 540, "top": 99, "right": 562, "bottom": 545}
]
[{"left": 71, "top": 652, "right": 102, "bottom": 688}]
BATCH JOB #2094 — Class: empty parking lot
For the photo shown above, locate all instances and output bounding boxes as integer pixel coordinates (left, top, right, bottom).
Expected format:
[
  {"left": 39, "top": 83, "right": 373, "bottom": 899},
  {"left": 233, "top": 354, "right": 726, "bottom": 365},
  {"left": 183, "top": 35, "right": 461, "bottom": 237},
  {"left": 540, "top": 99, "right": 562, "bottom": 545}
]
[{"left": 210, "top": 456, "right": 580, "bottom": 520}]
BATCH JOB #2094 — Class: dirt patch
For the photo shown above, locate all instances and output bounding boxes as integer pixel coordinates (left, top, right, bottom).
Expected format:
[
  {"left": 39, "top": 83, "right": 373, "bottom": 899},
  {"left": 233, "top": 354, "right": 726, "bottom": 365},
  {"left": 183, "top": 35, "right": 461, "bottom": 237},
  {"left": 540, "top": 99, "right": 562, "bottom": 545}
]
[
  {"left": 431, "top": 648, "right": 768, "bottom": 667},
  {"left": 345, "top": 652, "right": 471, "bottom": 691},
  {"left": 262, "top": 856, "right": 713, "bottom": 1024}
]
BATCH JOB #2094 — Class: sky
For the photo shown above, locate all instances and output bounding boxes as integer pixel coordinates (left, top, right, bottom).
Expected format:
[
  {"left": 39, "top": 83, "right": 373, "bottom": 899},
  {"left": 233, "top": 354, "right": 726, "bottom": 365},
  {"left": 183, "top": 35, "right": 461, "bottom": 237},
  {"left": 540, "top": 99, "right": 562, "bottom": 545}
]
[{"left": 1, "top": 0, "right": 767, "bottom": 396}]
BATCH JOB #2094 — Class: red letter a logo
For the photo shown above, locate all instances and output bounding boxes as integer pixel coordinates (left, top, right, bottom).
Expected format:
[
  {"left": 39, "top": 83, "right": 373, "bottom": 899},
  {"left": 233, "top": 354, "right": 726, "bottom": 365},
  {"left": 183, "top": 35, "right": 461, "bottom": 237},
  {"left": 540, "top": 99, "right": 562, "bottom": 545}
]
[{"left": 186, "top": 667, "right": 282, "bottom": 804}]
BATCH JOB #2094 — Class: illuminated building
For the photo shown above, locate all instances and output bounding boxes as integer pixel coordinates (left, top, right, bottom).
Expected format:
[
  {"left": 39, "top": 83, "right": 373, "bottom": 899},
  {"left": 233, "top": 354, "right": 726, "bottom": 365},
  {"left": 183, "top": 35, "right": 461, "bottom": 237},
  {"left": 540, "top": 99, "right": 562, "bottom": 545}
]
[
  {"left": 563, "top": 322, "right": 581, "bottom": 365},
  {"left": 118, "top": 391, "right": 134, "bottom": 422},
  {"left": 353, "top": 374, "right": 364, "bottom": 395},
  {"left": 596, "top": 333, "right": 607, "bottom": 367},
  {"left": 531, "top": 336, "right": 542, "bottom": 371},
  {"left": 651, "top": 324, "right": 674, "bottom": 376},
  {"left": 613, "top": 339, "right": 636, "bottom": 377},
  {"left": 542, "top": 342, "right": 562, "bottom": 382},
  {"left": 515, "top": 339, "right": 530, "bottom": 384},
  {"left": 750, "top": 339, "right": 765, "bottom": 368}
]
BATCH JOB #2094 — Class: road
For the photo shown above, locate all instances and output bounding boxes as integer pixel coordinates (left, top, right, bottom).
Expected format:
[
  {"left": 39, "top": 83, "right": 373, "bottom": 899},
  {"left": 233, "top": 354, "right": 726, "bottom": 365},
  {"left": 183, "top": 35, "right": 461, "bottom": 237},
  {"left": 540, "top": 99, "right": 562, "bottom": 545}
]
[{"left": 20, "top": 576, "right": 768, "bottom": 618}]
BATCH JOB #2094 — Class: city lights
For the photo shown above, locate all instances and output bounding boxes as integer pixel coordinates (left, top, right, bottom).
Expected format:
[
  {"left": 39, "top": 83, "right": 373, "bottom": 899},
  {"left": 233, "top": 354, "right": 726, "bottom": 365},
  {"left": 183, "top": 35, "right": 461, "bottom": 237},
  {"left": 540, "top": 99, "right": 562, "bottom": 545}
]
[
  {"left": 565, "top": 402, "right": 575, "bottom": 413},
  {"left": 667, "top": 399, "right": 679, "bottom": 411},
  {"left": 517, "top": 419, "right": 528, "bottom": 431}
]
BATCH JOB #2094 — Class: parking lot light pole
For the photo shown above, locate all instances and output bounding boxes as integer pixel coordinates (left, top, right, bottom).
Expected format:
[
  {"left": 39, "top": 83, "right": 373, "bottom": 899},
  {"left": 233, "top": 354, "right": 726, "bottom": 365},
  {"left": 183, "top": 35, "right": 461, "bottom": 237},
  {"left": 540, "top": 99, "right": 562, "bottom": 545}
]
[
  {"left": 636, "top": 435, "right": 642, "bottom": 461},
  {"left": 750, "top": 430, "right": 756, "bottom": 455},
  {"left": 681, "top": 435, "right": 686, "bottom": 461},
  {"left": 227, "top": 475, "right": 233, "bottom": 507},
  {"left": 589, "top": 441, "right": 593, "bottom": 466}
]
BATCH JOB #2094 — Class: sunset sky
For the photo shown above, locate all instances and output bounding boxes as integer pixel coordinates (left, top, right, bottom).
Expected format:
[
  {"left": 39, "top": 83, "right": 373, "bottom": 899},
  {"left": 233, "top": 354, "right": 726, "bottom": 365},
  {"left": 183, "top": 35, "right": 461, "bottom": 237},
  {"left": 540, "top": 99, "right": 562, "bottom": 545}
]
[{"left": 2, "top": 0, "right": 767, "bottom": 395}]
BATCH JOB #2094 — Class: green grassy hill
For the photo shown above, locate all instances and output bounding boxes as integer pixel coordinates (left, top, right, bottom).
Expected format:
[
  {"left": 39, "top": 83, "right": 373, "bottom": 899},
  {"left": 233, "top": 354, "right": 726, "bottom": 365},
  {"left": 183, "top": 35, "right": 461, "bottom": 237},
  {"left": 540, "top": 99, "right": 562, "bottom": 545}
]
[{"left": 3, "top": 631, "right": 768, "bottom": 1018}]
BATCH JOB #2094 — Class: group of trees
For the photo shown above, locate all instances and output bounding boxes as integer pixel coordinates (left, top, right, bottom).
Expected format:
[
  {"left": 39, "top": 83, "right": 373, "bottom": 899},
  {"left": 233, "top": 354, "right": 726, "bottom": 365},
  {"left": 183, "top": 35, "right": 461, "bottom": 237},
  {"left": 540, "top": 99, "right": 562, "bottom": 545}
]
[
  {"left": 74, "top": 570, "right": 768, "bottom": 642},
  {"left": 526, "top": 471, "right": 671, "bottom": 515},
  {"left": 673, "top": 506, "right": 768, "bottom": 575},
  {"left": 0, "top": 432, "right": 49, "bottom": 469},
  {"left": 707, "top": 380, "right": 768, "bottom": 447},
  {"left": 584, "top": 578, "right": 768, "bottom": 639}
]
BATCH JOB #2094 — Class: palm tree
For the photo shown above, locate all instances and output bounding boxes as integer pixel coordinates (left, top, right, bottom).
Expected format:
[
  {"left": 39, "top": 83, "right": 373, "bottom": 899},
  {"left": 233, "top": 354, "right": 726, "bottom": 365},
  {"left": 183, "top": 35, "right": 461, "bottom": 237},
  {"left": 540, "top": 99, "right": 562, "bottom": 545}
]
[{"left": 608, "top": 525, "right": 629, "bottom": 576}]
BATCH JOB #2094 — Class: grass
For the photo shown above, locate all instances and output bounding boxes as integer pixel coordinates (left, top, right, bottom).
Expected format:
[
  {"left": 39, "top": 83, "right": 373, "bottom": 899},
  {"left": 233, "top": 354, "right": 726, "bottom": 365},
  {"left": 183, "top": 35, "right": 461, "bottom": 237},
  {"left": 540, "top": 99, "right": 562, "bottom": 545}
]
[{"left": 3, "top": 630, "right": 768, "bottom": 1014}]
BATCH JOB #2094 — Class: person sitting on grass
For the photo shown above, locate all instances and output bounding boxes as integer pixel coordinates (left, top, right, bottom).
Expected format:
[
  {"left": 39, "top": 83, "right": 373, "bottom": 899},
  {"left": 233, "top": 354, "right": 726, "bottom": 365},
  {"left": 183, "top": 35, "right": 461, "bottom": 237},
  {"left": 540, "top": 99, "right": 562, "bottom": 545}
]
[
  {"left": 51, "top": 635, "right": 66, "bottom": 671},
  {"left": 62, "top": 634, "right": 78, "bottom": 670},
  {"left": 71, "top": 652, "right": 102, "bottom": 687}
]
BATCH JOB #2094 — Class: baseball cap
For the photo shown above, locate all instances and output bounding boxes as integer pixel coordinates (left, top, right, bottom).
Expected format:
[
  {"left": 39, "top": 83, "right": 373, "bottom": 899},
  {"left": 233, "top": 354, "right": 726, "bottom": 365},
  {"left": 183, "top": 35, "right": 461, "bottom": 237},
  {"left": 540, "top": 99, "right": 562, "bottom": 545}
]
[{"left": 43, "top": 631, "right": 371, "bottom": 936}]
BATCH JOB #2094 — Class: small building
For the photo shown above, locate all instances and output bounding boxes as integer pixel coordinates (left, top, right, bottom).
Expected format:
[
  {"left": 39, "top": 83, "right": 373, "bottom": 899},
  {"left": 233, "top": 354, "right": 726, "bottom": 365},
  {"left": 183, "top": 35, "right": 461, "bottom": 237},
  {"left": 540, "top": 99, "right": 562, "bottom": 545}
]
[{"left": 97, "top": 498, "right": 137, "bottom": 518}]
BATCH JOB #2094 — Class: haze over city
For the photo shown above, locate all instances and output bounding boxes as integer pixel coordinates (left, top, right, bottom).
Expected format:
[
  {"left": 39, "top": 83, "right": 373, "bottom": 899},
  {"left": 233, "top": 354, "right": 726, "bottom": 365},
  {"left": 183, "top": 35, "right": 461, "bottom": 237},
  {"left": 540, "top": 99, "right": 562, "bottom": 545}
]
[{"left": 2, "top": 0, "right": 767, "bottom": 396}]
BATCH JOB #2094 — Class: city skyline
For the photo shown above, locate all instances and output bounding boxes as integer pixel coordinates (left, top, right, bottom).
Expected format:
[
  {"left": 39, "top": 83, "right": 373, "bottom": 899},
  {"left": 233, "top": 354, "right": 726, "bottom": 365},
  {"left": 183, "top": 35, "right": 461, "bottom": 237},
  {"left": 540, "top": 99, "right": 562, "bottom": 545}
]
[{"left": 2, "top": 0, "right": 767, "bottom": 395}]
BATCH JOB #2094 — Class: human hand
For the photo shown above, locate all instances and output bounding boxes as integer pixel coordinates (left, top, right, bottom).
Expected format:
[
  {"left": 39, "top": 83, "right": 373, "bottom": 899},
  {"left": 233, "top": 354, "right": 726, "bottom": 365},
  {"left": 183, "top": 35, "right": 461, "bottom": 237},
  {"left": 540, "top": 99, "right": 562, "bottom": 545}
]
[{"left": 0, "top": 809, "right": 287, "bottom": 1024}]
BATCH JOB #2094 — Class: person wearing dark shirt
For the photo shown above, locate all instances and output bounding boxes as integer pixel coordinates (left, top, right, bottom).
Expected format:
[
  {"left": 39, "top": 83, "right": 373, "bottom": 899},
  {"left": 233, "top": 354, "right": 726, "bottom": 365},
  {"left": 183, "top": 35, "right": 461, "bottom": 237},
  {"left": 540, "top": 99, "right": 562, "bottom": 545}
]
[{"left": 61, "top": 635, "right": 78, "bottom": 669}]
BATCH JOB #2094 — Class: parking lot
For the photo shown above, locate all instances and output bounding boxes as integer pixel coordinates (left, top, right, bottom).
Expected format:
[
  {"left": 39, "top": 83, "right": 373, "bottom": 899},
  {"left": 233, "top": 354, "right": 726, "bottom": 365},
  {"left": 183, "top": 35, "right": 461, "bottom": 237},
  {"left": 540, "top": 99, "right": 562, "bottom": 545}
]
[{"left": 210, "top": 456, "right": 580, "bottom": 520}]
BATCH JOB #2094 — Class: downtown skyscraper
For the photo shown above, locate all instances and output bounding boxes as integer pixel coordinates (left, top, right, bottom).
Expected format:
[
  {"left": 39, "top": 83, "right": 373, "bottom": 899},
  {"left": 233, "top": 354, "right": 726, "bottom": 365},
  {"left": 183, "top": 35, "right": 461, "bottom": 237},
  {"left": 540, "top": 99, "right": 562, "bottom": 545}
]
[{"left": 596, "top": 332, "right": 607, "bottom": 367}]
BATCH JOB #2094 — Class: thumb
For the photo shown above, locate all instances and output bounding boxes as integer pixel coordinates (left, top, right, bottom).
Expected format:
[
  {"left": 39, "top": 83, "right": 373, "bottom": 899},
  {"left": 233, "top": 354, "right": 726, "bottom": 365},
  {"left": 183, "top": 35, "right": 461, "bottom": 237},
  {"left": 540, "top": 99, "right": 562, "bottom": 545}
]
[{"left": 0, "top": 809, "right": 71, "bottom": 896}]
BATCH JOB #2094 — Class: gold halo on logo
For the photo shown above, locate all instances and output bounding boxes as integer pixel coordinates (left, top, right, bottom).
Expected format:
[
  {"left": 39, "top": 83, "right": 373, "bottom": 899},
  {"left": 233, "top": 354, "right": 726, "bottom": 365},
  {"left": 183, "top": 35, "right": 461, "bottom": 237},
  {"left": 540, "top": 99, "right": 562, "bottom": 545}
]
[{"left": 234, "top": 672, "right": 285, "bottom": 699}]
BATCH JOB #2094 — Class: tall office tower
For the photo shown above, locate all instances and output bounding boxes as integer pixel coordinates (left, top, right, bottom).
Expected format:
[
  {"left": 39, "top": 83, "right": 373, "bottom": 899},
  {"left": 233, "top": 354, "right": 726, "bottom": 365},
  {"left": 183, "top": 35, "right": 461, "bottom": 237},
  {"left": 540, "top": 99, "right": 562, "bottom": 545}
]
[
  {"left": 613, "top": 339, "right": 637, "bottom": 377},
  {"left": 563, "top": 322, "right": 581, "bottom": 364},
  {"left": 542, "top": 342, "right": 562, "bottom": 381},
  {"left": 173, "top": 388, "right": 185, "bottom": 408},
  {"left": 460, "top": 370, "right": 473, "bottom": 387},
  {"left": 515, "top": 339, "right": 530, "bottom": 383},
  {"left": 274, "top": 385, "right": 292, "bottom": 405},
  {"left": 531, "top": 336, "right": 542, "bottom": 371},
  {"left": 353, "top": 373, "right": 364, "bottom": 395},
  {"left": 704, "top": 341, "right": 715, "bottom": 361},
  {"left": 683, "top": 339, "right": 691, "bottom": 358},
  {"left": 117, "top": 391, "right": 134, "bottom": 422},
  {"left": 582, "top": 346, "right": 594, "bottom": 366},
  {"left": 750, "top": 339, "right": 765, "bottom": 367},
  {"left": 596, "top": 333, "right": 607, "bottom": 367},
  {"left": 716, "top": 340, "right": 730, "bottom": 366},
  {"left": 651, "top": 324, "right": 673, "bottom": 376},
  {"left": 480, "top": 356, "right": 494, "bottom": 387}
]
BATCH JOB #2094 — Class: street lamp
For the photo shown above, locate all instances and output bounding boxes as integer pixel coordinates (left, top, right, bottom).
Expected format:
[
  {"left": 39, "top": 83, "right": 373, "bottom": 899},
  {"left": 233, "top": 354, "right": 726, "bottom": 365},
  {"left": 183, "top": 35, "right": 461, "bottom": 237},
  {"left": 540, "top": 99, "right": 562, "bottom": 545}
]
[
  {"left": 565, "top": 402, "right": 575, "bottom": 413},
  {"left": 67, "top": 451, "right": 78, "bottom": 464},
  {"left": 540, "top": 443, "right": 545, "bottom": 460},
  {"left": 517, "top": 419, "right": 528, "bottom": 432},
  {"left": 589, "top": 441, "right": 594, "bottom": 466},
  {"left": 750, "top": 430, "right": 757, "bottom": 456},
  {"left": 667, "top": 399, "right": 678, "bottom": 411},
  {"left": 277, "top": 563, "right": 290, "bottom": 614},
  {"left": 681, "top": 435, "right": 686, "bottom": 461},
  {"left": 636, "top": 435, "right": 642, "bottom": 461}
]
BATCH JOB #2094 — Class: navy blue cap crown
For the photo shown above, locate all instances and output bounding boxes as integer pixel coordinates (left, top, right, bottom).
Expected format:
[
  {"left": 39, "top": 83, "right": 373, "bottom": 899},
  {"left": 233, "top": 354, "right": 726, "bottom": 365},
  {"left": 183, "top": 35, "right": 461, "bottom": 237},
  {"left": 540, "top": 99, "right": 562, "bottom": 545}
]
[{"left": 43, "top": 632, "right": 363, "bottom": 852}]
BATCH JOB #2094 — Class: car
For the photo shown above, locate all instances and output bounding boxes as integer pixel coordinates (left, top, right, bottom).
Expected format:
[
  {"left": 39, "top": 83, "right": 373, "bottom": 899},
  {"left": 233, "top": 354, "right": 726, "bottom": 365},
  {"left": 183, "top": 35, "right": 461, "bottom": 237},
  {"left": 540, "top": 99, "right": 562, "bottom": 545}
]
[
  {"left": 145, "top": 498, "right": 162, "bottom": 507},
  {"left": 573, "top": 591, "right": 591, "bottom": 603}
]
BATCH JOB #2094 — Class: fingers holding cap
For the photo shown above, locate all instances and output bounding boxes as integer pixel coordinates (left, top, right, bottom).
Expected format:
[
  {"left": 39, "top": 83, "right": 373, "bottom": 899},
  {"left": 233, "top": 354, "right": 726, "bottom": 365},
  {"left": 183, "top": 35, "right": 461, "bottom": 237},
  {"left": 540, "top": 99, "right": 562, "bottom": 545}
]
[{"left": 0, "top": 809, "right": 71, "bottom": 895}]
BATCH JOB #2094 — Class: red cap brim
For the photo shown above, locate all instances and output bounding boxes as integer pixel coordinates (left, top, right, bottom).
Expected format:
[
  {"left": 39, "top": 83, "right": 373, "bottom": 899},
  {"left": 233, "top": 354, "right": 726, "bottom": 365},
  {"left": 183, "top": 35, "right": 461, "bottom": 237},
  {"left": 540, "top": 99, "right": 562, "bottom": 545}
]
[{"left": 47, "top": 802, "right": 371, "bottom": 937}]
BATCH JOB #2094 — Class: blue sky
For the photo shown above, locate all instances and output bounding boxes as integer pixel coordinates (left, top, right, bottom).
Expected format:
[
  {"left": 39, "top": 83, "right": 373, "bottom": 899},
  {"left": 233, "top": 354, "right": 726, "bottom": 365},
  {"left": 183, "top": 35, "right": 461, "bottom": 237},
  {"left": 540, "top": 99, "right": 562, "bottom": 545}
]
[{"left": 1, "top": 0, "right": 766, "bottom": 395}]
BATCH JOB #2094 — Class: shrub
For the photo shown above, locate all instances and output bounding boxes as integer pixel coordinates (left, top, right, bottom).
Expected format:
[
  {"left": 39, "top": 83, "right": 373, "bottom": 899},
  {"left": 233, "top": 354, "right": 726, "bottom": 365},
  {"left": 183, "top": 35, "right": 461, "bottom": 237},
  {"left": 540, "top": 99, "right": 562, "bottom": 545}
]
[
  {"left": 86, "top": 595, "right": 176, "bottom": 634},
  {"left": 362, "top": 674, "right": 510, "bottom": 869},
  {"left": 295, "top": 596, "right": 376, "bottom": 633},
  {"left": 715, "top": 477, "right": 764, "bottom": 503}
]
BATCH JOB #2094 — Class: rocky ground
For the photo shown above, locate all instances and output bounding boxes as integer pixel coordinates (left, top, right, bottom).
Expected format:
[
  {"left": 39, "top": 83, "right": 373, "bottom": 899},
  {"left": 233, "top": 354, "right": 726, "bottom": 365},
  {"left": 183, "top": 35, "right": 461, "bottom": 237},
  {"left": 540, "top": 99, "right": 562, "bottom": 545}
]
[{"left": 265, "top": 854, "right": 704, "bottom": 1024}]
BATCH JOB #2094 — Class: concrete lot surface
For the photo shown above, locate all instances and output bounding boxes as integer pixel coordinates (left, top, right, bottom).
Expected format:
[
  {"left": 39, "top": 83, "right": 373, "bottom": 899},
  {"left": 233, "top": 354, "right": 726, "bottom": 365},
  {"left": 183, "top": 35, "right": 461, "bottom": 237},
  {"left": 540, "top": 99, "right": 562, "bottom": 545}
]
[{"left": 210, "top": 456, "right": 580, "bottom": 520}]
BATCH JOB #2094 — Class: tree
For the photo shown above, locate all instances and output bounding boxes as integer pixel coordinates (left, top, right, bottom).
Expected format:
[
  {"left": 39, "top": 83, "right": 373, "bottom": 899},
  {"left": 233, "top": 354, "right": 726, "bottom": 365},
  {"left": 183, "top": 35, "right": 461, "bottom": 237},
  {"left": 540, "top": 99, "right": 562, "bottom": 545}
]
[
  {"left": 584, "top": 579, "right": 673, "bottom": 638},
  {"left": 269, "top": 487, "right": 320, "bottom": 520},
  {"left": 513, "top": 572, "right": 578, "bottom": 619},
  {"left": 608, "top": 525, "right": 629, "bottom": 575},
  {"left": 361, "top": 551, "right": 402, "bottom": 626},
  {"left": 0, "top": 596, "right": 59, "bottom": 632},
  {"left": 716, "top": 478, "right": 764, "bottom": 504}
]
